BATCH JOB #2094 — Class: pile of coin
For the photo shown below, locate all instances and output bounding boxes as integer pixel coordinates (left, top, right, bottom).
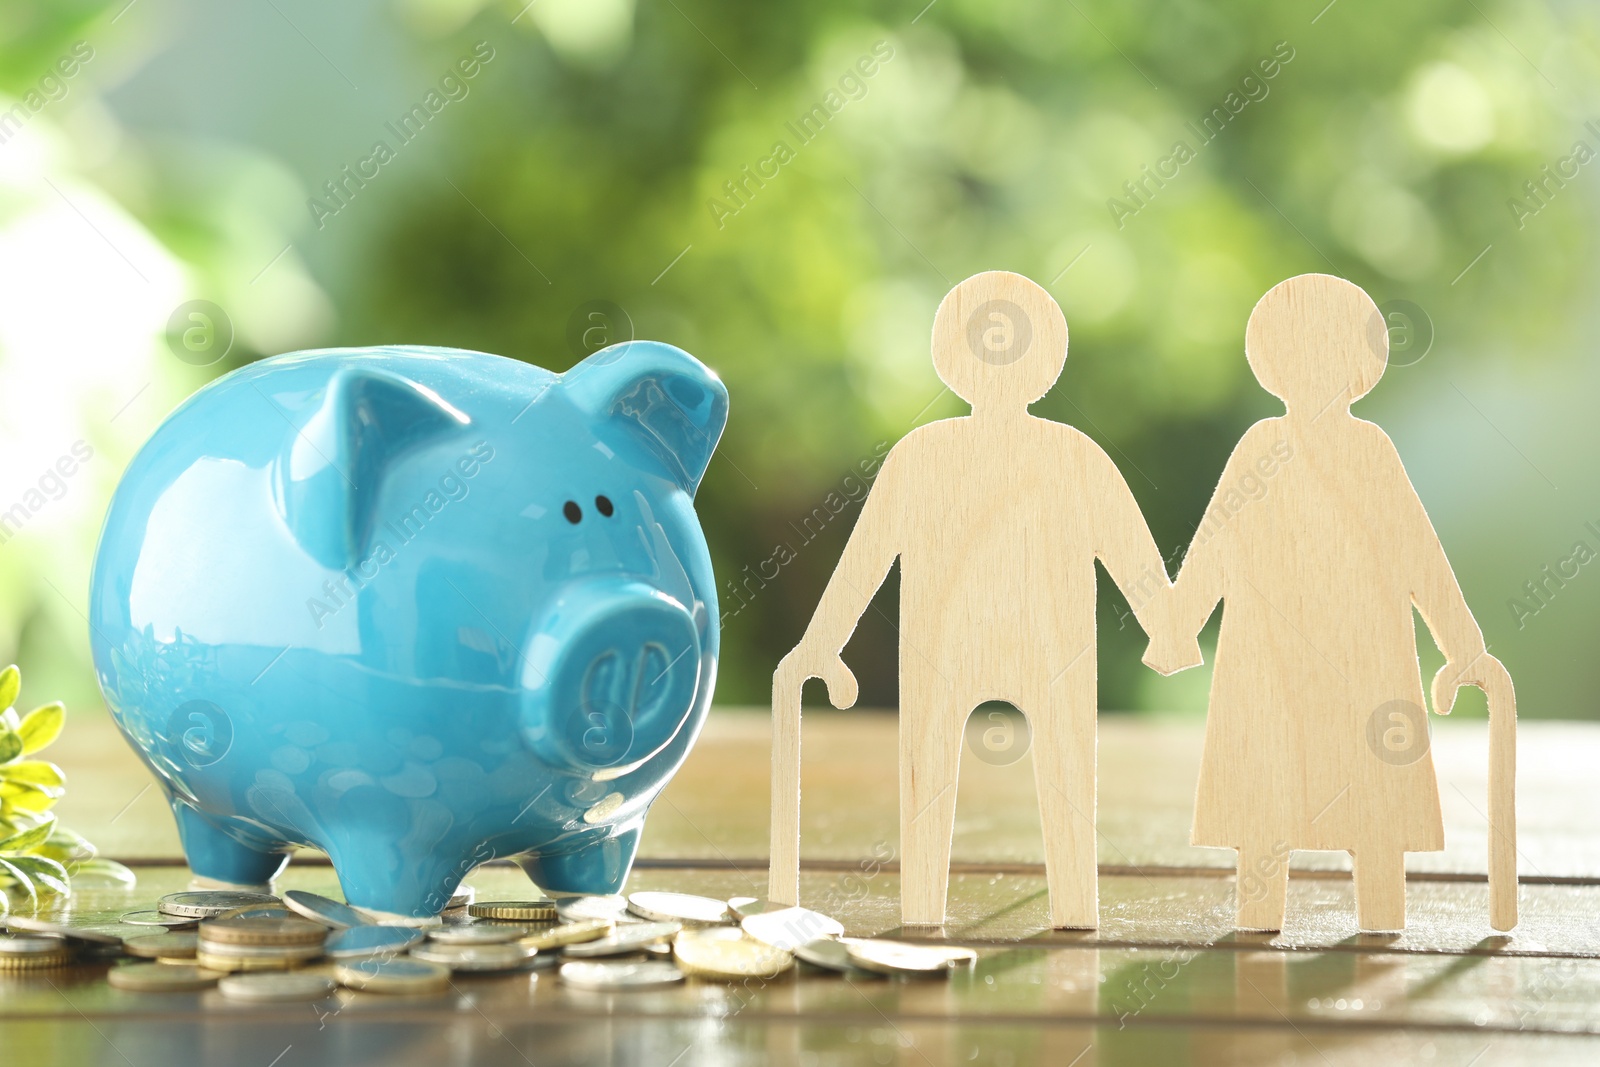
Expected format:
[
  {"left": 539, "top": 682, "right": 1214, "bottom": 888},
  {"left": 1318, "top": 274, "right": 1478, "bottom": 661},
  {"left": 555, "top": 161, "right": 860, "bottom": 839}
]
[
  {"left": 539, "top": 891, "right": 979, "bottom": 989},
  {"left": 0, "top": 934, "right": 77, "bottom": 971},
  {"left": 196, "top": 916, "right": 328, "bottom": 972},
  {"left": 3, "top": 885, "right": 982, "bottom": 995},
  {"left": 4, "top": 915, "right": 125, "bottom": 970}
]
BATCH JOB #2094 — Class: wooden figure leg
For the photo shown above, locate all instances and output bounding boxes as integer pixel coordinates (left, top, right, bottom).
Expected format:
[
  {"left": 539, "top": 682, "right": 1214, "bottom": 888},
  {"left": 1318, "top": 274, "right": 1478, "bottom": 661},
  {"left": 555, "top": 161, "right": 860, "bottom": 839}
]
[
  {"left": 1234, "top": 843, "right": 1289, "bottom": 931},
  {"left": 899, "top": 675, "right": 966, "bottom": 927},
  {"left": 1352, "top": 848, "right": 1407, "bottom": 931},
  {"left": 1027, "top": 680, "right": 1098, "bottom": 929}
]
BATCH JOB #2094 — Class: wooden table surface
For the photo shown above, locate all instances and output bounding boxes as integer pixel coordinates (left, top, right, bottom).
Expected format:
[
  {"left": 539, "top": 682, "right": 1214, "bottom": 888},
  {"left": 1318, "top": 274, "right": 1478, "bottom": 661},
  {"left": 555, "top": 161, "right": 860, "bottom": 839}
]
[{"left": 7, "top": 707, "right": 1600, "bottom": 1065}]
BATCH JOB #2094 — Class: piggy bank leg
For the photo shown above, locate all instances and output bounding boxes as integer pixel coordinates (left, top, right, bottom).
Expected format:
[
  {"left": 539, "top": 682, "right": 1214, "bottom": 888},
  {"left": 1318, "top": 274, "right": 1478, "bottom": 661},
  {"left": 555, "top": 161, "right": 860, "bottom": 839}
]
[
  {"left": 320, "top": 835, "right": 480, "bottom": 925},
  {"left": 513, "top": 820, "right": 643, "bottom": 896},
  {"left": 170, "top": 799, "right": 290, "bottom": 890}
]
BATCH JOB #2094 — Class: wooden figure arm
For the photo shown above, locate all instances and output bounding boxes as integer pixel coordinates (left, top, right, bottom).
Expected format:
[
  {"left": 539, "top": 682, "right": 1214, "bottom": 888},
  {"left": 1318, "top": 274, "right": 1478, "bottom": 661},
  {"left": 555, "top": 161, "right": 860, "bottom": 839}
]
[
  {"left": 777, "top": 448, "right": 906, "bottom": 697},
  {"left": 1090, "top": 450, "right": 1173, "bottom": 644},
  {"left": 1383, "top": 438, "right": 1517, "bottom": 929},
  {"left": 769, "top": 448, "right": 904, "bottom": 906},
  {"left": 1138, "top": 455, "right": 1234, "bottom": 675},
  {"left": 1388, "top": 441, "right": 1500, "bottom": 713}
]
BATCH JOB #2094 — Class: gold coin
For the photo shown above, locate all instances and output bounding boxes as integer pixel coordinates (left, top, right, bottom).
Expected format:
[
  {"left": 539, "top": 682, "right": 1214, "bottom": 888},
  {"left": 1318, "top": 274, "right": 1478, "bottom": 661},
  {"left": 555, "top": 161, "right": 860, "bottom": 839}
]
[
  {"left": 333, "top": 957, "right": 451, "bottom": 993},
  {"left": 124, "top": 933, "right": 199, "bottom": 960},
  {"left": 0, "top": 935, "right": 71, "bottom": 958},
  {"left": 108, "top": 963, "right": 223, "bottom": 991},
  {"left": 672, "top": 927, "right": 793, "bottom": 980},
  {"left": 195, "top": 950, "right": 311, "bottom": 973},
  {"left": 0, "top": 952, "right": 74, "bottom": 970},
  {"left": 517, "top": 918, "right": 613, "bottom": 951},
  {"left": 467, "top": 900, "right": 556, "bottom": 921},
  {"left": 199, "top": 917, "right": 328, "bottom": 947}
]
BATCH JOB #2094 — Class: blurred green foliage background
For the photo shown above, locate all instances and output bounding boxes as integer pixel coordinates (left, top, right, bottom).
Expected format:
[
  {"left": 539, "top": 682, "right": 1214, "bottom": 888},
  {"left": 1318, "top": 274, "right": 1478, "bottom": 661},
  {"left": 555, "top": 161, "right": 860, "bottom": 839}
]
[{"left": 1, "top": 0, "right": 1597, "bottom": 719}]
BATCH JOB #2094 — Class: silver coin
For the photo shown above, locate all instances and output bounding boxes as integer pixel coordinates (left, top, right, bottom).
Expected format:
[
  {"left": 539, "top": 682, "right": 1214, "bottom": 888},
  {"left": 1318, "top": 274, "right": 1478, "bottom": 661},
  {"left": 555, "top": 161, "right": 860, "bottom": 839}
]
[
  {"left": 739, "top": 905, "right": 844, "bottom": 950},
  {"left": 559, "top": 959, "right": 684, "bottom": 991},
  {"left": 214, "top": 905, "right": 295, "bottom": 922},
  {"left": 843, "top": 938, "right": 977, "bottom": 976},
  {"left": 555, "top": 895, "right": 631, "bottom": 923},
  {"left": 793, "top": 938, "right": 874, "bottom": 975},
  {"left": 427, "top": 923, "right": 527, "bottom": 945},
  {"left": 5, "top": 915, "right": 124, "bottom": 945},
  {"left": 446, "top": 886, "right": 475, "bottom": 910},
  {"left": 410, "top": 941, "right": 538, "bottom": 972},
  {"left": 119, "top": 910, "right": 199, "bottom": 929},
  {"left": 218, "top": 972, "right": 337, "bottom": 1002},
  {"left": 158, "top": 891, "right": 278, "bottom": 918},
  {"left": 626, "top": 891, "right": 731, "bottom": 926},
  {"left": 325, "top": 925, "right": 424, "bottom": 960},
  {"left": 728, "top": 896, "right": 826, "bottom": 920},
  {"left": 0, "top": 935, "right": 71, "bottom": 957},
  {"left": 282, "top": 890, "right": 368, "bottom": 929},
  {"left": 561, "top": 921, "right": 682, "bottom": 959}
]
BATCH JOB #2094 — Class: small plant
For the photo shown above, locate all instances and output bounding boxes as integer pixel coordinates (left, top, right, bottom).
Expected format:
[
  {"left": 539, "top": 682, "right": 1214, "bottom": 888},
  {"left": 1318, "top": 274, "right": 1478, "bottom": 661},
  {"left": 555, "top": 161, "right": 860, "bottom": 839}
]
[{"left": 0, "top": 664, "right": 134, "bottom": 910}]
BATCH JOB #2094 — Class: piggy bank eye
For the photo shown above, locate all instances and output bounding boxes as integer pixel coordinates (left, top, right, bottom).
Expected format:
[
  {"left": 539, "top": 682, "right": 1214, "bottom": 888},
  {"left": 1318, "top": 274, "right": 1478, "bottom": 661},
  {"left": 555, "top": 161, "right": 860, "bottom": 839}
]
[
  {"left": 563, "top": 500, "right": 582, "bottom": 524},
  {"left": 595, "top": 495, "right": 614, "bottom": 517}
]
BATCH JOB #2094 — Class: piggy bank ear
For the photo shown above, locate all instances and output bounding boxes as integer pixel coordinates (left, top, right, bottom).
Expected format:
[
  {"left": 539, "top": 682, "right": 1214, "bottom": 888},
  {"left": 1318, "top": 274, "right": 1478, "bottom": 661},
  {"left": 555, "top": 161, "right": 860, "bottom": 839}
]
[
  {"left": 275, "top": 365, "right": 470, "bottom": 570},
  {"left": 563, "top": 340, "right": 728, "bottom": 495}
]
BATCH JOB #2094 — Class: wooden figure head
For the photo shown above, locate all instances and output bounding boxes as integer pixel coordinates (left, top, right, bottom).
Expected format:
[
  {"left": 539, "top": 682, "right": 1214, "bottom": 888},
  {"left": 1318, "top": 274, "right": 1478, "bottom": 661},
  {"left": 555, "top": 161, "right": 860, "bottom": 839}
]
[
  {"left": 1244, "top": 273, "right": 1388, "bottom": 414},
  {"left": 930, "top": 271, "right": 1068, "bottom": 416}
]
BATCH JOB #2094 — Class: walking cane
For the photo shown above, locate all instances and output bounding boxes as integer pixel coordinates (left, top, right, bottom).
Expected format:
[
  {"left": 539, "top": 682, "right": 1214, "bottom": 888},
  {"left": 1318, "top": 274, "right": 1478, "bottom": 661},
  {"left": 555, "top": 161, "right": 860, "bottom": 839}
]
[
  {"left": 1482, "top": 667, "right": 1518, "bottom": 932},
  {"left": 769, "top": 666, "right": 802, "bottom": 907}
]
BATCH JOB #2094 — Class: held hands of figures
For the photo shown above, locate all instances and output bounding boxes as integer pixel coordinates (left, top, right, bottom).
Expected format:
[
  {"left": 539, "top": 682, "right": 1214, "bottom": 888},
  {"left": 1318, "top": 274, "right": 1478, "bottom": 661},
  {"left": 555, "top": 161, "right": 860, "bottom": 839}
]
[
  {"left": 1141, "top": 631, "right": 1204, "bottom": 676},
  {"left": 1430, "top": 650, "right": 1512, "bottom": 717},
  {"left": 774, "top": 643, "right": 859, "bottom": 709}
]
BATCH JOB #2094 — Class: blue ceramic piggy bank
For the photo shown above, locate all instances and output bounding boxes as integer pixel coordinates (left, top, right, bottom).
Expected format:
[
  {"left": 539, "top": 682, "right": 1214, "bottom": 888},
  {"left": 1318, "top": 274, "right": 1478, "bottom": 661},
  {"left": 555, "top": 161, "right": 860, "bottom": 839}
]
[{"left": 89, "top": 341, "right": 726, "bottom": 920}]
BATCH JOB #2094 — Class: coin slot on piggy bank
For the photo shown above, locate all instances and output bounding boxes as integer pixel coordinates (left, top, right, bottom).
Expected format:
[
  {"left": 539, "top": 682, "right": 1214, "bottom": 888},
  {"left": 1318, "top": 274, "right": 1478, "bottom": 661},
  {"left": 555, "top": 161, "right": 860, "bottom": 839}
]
[{"left": 519, "top": 577, "right": 701, "bottom": 774}]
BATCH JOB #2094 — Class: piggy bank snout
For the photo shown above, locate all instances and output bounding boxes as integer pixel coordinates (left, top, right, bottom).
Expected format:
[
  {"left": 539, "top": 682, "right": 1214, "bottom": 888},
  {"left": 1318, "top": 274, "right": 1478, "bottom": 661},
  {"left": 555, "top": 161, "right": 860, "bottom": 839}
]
[{"left": 521, "top": 580, "right": 701, "bottom": 772}]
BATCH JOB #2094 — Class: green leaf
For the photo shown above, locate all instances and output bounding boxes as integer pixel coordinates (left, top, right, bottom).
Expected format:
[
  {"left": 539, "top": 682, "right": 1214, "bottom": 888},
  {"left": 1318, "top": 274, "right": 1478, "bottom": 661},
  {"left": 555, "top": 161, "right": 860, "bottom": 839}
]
[
  {"left": 0, "top": 729, "right": 20, "bottom": 765},
  {"left": 0, "top": 858, "right": 36, "bottom": 902},
  {"left": 5, "top": 854, "right": 69, "bottom": 896},
  {"left": 0, "top": 781, "right": 61, "bottom": 811},
  {"left": 0, "top": 665, "right": 18, "bottom": 713},
  {"left": 66, "top": 858, "right": 135, "bottom": 889},
  {"left": 1, "top": 760, "right": 64, "bottom": 790},
  {"left": 17, "top": 702, "right": 64, "bottom": 755},
  {"left": 38, "top": 825, "right": 94, "bottom": 864},
  {"left": 0, "top": 813, "right": 56, "bottom": 853}
]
